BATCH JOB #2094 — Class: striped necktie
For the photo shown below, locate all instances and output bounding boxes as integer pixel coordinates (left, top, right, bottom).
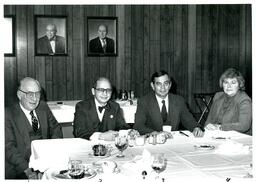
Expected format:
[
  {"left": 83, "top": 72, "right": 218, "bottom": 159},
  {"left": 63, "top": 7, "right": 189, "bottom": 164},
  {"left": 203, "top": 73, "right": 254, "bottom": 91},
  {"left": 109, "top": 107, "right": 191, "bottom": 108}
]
[{"left": 30, "top": 111, "right": 39, "bottom": 132}]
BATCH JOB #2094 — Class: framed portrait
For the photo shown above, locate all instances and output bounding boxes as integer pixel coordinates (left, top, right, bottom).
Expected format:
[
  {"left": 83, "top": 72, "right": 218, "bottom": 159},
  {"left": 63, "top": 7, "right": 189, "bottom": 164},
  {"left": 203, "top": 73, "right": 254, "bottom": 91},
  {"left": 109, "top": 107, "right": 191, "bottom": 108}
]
[
  {"left": 87, "top": 17, "right": 118, "bottom": 57},
  {"left": 35, "top": 15, "right": 68, "bottom": 56},
  {"left": 4, "top": 15, "right": 15, "bottom": 57}
]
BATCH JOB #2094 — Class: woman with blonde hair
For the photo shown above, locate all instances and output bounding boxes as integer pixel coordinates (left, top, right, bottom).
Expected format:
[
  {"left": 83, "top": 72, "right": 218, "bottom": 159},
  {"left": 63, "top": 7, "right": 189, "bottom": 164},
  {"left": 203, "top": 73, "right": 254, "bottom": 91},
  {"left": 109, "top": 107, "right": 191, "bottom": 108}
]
[{"left": 204, "top": 68, "right": 252, "bottom": 135}]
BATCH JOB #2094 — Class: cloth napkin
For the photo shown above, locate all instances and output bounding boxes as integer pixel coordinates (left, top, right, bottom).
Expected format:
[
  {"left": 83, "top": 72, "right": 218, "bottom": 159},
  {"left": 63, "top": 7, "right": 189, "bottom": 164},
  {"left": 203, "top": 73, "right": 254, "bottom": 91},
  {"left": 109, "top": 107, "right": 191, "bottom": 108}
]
[
  {"left": 203, "top": 129, "right": 244, "bottom": 139},
  {"left": 214, "top": 140, "right": 251, "bottom": 155},
  {"left": 122, "top": 149, "right": 152, "bottom": 173}
]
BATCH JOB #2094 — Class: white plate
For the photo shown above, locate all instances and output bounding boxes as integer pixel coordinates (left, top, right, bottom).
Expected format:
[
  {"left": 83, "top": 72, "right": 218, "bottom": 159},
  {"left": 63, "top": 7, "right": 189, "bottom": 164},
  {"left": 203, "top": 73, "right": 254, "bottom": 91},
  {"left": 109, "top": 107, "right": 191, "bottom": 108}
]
[{"left": 51, "top": 167, "right": 97, "bottom": 179}]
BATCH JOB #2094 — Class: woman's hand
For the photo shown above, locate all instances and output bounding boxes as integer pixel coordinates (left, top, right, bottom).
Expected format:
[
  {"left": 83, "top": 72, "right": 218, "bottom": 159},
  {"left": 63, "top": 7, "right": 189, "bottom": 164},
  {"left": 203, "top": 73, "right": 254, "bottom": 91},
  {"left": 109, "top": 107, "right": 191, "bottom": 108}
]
[{"left": 205, "top": 123, "right": 221, "bottom": 130}]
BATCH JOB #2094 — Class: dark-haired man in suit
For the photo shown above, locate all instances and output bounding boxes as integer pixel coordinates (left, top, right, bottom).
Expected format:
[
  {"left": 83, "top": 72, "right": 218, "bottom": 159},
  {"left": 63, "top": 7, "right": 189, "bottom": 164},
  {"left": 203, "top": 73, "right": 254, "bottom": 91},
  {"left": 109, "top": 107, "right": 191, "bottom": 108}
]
[
  {"left": 5, "top": 77, "right": 63, "bottom": 179},
  {"left": 89, "top": 24, "right": 115, "bottom": 54},
  {"left": 134, "top": 70, "right": 204, "bottom": 137},
  {"left": 37, "top": 23, "right": 66, "bottom": 54},
  {"left": 73, "top": 77, "right": 129, "bottom": 140}
]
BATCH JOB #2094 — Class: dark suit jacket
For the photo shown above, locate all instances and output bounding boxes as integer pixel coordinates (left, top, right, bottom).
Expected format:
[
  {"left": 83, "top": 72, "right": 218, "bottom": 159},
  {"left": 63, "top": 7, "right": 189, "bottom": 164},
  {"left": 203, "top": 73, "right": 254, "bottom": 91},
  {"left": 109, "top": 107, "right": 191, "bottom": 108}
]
[
  {"left": 204, "top": 91, "right": 252, "bottom": 135},
  {"left": 73, "top": 98, "right": 129, "bottom": 140},
  {"left": 134, "top": 92, "right": 200, "bottom": 135},
  {"left": 37, "top": 35, "right": 66, "bottom": 54},
  {"left": 89, "top": 37, "right": 115, "bottom": 54},
  {"left": 5, "top": 101, "right": 63, "bottom": 179}
]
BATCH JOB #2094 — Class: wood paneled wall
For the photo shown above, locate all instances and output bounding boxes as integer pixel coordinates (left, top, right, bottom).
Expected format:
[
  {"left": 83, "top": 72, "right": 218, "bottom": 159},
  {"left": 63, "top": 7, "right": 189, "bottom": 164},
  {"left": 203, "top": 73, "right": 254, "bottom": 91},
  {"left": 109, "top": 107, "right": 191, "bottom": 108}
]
[{"left": 4, "top": 5, "right": 252, "bottom": 113}]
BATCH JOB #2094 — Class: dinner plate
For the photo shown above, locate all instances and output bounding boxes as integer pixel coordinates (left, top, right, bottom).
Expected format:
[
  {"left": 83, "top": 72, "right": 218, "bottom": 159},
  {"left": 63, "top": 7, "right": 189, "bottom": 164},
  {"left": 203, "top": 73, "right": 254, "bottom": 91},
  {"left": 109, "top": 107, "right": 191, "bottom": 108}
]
[
  {"left": 194, "top": 145, "right": 215, "bottom": 150},
  {"left": 51, "top": 167, "right": 97, "bottom": 179}
]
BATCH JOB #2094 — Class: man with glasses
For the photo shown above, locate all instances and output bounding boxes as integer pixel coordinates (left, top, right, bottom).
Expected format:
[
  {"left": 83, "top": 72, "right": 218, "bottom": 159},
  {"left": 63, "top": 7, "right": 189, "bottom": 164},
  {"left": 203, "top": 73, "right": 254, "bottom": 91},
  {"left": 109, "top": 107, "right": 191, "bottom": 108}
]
[
  {"left": 73, "top": 77, "right": 129, "bottom": 140},
  {"left": 134, "top": 70, "right": 204, "bottom": 137},
  {"left": 5, "top": 77, "right": 63, "bottom": 179}
]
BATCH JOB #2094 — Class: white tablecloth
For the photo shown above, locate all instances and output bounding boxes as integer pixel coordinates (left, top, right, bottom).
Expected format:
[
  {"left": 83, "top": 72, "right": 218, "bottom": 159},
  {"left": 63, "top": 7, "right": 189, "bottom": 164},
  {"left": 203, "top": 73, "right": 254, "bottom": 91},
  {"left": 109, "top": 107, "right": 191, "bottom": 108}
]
[
  {"left": 29, "top": 130, "right": 252, "bottom": 181},
  {"left": 47, "top": 100, "right": 137, "bottom": 124}
]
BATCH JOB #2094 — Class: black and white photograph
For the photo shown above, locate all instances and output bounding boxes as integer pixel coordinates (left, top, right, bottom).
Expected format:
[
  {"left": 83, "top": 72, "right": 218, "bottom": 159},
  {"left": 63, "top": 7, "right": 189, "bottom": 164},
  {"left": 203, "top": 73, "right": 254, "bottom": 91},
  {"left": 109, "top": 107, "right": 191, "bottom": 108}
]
[
  {"left": 1, "top": 2, "right": 255, "bottom": 181},
  {"left": 87, "top": 17, "right": 117, "bottom": 56},
  {"left": 35, "top": 15, "right": 67, "bottom": 56}
]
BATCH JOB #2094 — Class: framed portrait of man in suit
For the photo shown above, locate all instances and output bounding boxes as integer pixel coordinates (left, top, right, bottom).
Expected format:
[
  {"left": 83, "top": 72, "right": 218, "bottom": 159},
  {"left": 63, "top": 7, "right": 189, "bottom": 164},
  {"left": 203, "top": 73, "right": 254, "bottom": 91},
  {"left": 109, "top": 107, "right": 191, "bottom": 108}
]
[
  {"left": 4, "top": 15, "right": 16, "bottom": 57},
  {"left": 35, "top": 15, "right": 68, "bottom": 56},
  {"left": 87, "top": 17, "right": 118, "bottom": 57}
]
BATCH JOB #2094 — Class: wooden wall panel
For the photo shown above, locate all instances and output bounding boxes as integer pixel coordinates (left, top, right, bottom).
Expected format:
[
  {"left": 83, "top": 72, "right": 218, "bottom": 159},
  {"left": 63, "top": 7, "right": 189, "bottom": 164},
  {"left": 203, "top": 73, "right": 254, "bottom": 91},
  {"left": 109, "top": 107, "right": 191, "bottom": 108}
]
[
  {"left": 143, "top": 5, "right": 150, "bottom": 95},
  {"left": 4, "top": 4, "right": 252, "bottom": 114}
]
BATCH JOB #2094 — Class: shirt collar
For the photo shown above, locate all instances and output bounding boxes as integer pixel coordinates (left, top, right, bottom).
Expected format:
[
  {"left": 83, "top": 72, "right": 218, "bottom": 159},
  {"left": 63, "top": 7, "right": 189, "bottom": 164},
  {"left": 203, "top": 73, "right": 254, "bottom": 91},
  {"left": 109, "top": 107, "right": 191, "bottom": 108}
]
[
  {"left": 155, "top": 94, "right": 169, "bottom": 104},
  {"left": 19, "top": 102, "right": 32, "bottom": 115}
]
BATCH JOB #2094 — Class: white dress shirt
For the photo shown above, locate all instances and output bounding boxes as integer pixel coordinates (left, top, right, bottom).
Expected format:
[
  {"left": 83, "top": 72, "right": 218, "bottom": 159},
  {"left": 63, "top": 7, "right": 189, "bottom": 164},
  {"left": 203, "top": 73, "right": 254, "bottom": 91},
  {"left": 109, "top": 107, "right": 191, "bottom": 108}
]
[
  {"left": 50, "top": 40, "right": 56, "bottom": 53},
  {"left": 19, "top": 103, "right": 40, "bottom": 128},
  {"left": 94, "top": 99, "right": 106, "bottom": 122},
  {"left": 155, "top": 94, "right": 169, "bottom": 113}
]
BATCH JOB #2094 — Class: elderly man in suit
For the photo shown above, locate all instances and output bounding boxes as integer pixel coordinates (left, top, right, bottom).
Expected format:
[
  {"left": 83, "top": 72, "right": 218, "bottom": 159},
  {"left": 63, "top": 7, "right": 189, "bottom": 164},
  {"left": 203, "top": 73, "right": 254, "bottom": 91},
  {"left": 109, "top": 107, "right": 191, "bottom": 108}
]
[
  {"left": 73, "top": 77, "right": 129, "bottom": 140},
  {"left": 37, "top": 23, "right": 66, "bottom": 54},
  {"left": 134, "top": 70, "right": 204, "bottom": 137},
  {"left": 5, "top": 77, "right": 63, "bottom": 179},
  {"left": 89, "top": 24, "right": 115, "bottom": 54}
]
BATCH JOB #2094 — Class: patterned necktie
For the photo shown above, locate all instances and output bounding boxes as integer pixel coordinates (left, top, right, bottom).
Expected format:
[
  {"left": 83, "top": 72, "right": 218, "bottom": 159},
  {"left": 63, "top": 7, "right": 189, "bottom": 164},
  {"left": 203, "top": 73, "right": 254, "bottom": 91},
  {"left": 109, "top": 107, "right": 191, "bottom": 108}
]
[
  {"left": 161, "top": 100, "right": 167, "bottom": 123},
  {"left": 30, "top": 111, "right": 39, "bottom": 132}
]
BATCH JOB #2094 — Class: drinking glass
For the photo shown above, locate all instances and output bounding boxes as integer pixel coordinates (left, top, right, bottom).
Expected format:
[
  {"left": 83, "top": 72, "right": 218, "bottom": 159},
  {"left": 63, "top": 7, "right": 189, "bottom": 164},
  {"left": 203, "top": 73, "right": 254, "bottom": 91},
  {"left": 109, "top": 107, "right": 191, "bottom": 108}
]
[
  {"left": 151, "top": 153, "right": 167, "bottom": 179},
  {"left": 115, "top": 135, "right": 128, "bottom": 157},
  {"left": 68, "top": 159, "right": 84, "bottom": 179}
]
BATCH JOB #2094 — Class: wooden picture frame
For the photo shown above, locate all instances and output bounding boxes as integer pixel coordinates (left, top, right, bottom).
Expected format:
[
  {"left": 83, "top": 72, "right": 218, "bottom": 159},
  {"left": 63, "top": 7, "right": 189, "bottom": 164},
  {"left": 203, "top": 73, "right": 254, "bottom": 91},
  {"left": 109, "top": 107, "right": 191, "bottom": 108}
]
[
  {"left": 87, "top": 16, "right": 118, "bottom": 57},
  {"left": 35, "top": 15, "right": 68, "bottom": 56},
  {"left": 4, "top": 15, "right": 15, "bottom": 57}
]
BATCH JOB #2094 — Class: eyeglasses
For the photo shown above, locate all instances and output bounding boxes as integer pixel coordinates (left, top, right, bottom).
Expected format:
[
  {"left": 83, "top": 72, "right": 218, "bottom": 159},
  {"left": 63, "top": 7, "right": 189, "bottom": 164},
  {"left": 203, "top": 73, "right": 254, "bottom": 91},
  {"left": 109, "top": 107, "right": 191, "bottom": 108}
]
[
  {"left": 94, "top": 88, "right": 112, "bottom": 94},
  {"left": 19, "top": 89, "right": 41, "bottom": 99},
  {"left": 155, "top": 81, "right": 170, "bottom": 88}
]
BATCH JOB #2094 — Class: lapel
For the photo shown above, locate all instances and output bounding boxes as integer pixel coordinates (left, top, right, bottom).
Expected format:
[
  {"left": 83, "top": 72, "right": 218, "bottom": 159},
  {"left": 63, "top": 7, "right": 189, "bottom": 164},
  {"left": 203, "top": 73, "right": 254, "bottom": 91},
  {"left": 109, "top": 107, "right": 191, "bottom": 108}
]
[
  {"left": 46, "top": 38, "right": 53, "bottom": 53},
  {"left": 97, "top": 37, "right": 104, "bottom": 52},
  {"left": 13, "top": 104, "right": 32, "bottom": 146},
  {"left": 35, "top": 104, "right": 47, "bottom": 138},
  {"left": 90, "top": 99, "right": 101, "bottom": 124},
  {"left": 150, "top": 94, "right": 163, "bottom": 126},
  {"left": 167, "top": 94, "right": 175, "bottom": 125}
]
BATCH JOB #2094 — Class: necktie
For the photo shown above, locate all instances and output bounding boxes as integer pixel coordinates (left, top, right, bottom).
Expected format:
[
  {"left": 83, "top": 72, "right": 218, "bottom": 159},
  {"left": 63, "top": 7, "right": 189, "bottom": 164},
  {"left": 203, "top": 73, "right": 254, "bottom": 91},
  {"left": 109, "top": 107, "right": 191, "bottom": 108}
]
[
  {"left": 30, "top": 111, "right": 39, "bottom": 132},
  {"left": 98, "top": 104, "right": 109, "bottom": 113},
  {"left": 161, "top": 100, "right": 167, "bottom": 123},
  {"left": 102, "top": 39, "right": 106, "bottom": 53}
]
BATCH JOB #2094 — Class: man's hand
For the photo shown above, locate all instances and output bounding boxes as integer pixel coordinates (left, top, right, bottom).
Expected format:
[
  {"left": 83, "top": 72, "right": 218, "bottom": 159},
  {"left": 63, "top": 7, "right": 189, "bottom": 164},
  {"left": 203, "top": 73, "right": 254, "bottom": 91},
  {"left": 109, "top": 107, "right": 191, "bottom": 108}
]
[
  {"left": 192, "top": 127, "right": 204, "bottom": 137},
  {"left": 161, "top": 131, "right": 173, "bottom": 139},
  {"left": 99, "top": 130, "right": 118, "bottom": 141}
]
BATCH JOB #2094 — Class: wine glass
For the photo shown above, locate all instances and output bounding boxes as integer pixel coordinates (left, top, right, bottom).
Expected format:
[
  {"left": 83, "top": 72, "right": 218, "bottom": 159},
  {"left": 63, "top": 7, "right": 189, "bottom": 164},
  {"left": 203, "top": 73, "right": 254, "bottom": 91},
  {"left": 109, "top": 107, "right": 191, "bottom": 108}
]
[
  {"left": 115, "top": 135, "right": 128, "bottom": 157},
  {"left": 151, "top": 153, "right": 167, "bottom": 179}
]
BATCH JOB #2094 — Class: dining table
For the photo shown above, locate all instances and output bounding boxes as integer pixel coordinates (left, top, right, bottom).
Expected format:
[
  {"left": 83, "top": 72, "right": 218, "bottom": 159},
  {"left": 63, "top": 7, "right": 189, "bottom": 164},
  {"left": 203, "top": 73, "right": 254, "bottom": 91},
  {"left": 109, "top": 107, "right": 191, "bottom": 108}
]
[{"left": 29, "top": 130, "right": 253, "bottom": 181}]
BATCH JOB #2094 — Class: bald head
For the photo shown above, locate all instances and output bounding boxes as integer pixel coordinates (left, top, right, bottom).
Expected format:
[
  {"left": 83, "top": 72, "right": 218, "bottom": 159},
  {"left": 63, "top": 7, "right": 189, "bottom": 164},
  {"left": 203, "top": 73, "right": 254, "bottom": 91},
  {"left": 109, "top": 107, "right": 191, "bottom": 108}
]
[
  {"left": 19, "top": 77, "right": 41, "bottom": 91},
  {"left": 97, "top": 25, "right": 108, "bottom": 39},
  {"left": 46, "top": 24, "right": 57, "bottom": 40}
]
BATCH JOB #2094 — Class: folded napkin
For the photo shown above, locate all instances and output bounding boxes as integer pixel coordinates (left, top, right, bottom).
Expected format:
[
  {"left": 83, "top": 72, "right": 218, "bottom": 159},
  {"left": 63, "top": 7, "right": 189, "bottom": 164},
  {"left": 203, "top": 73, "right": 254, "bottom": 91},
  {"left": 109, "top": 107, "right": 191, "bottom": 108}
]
[
  {"left": 215, "top": 140, "right": 251, "bottom": 155},
  {"left": 122, "top": 149, "right": 152, "bottom": 173},
  {"left": 204, "top": 129, "right": 243, "bottom": 139}
]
